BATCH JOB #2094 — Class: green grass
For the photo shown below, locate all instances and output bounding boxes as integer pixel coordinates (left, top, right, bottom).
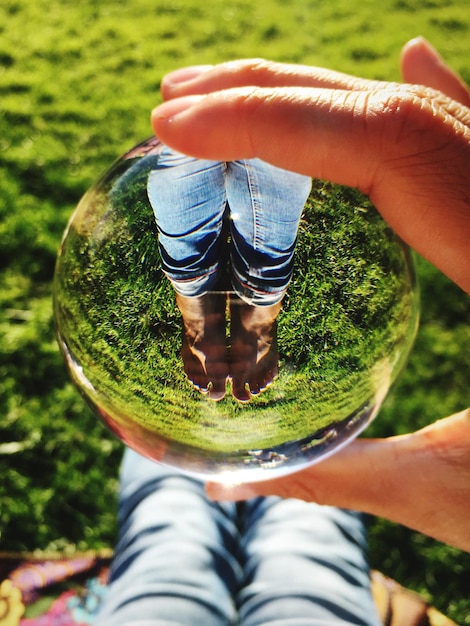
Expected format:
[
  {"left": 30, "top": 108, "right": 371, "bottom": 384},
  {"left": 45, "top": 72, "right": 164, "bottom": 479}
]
[{"left": 1, "top": 0, "right": 469, "bottom": 622}]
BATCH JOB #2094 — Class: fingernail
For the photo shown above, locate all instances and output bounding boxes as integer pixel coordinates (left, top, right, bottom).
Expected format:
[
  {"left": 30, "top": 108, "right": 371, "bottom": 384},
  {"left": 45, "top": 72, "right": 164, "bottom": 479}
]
[
  {"left": 163, "top": 65, "right": 214, "bottom": 87},
  {"left": 152, "top": 95, "right": 205, "bottom": 121},
  {"left": 412, "top": 36, "right": 443, "bottom": 61}
]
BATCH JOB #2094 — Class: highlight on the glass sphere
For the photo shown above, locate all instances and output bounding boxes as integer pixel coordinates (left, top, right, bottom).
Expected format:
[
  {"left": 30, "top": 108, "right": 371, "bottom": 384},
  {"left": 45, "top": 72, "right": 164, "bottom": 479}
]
[{"left": 53, "top": 136, "right": 419, "bottom": 483}]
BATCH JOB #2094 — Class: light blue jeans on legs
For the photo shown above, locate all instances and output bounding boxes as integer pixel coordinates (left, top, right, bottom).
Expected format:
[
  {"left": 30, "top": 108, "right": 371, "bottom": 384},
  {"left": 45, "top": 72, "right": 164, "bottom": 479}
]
[
  {"left": 96, "top": 449, "right": 381, "bottom": 626},
  {"left": 147, "top": 148, "right": 312, "bottom": 306}
]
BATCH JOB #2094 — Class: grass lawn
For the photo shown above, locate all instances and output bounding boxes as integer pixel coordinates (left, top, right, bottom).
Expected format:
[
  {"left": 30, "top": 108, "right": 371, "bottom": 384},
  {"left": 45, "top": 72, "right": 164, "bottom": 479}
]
[{"left": 1, "top": 0, "right": 469, "bottom": 622}]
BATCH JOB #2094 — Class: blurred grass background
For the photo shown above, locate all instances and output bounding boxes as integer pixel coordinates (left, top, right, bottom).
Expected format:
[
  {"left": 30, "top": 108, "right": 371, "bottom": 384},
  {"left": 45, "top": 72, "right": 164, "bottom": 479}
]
[{"left": 0, "top": 0, "right": 469, "bottom": 622}]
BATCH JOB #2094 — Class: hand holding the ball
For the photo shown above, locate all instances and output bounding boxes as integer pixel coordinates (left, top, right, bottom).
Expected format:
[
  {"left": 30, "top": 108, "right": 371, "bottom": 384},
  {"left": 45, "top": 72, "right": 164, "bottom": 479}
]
[
  {"left": 150, "top": 38, "right": 470, "bottom": 552},
  {"left": 153, "top": 37, "right": 470, "bottom": 295}
]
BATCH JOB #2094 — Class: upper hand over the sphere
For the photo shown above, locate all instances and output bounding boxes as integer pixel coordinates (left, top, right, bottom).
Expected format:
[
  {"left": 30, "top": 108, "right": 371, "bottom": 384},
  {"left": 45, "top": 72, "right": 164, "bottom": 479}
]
[{"left": 152, "top": 36, "right": 470, "bottom": 294}]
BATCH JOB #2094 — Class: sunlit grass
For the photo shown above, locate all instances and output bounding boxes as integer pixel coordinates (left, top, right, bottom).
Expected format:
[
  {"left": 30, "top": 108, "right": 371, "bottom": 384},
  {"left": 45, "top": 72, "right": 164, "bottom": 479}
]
[{"left": 1, "top": 0, "right": 469, "bottom": 621}]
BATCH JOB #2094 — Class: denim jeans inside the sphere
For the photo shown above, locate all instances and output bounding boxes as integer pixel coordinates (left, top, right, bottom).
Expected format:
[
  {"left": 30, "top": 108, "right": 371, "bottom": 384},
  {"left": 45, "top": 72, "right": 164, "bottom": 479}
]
[{"left": 147, "top": 147, "right": 312, "bottom": 305}]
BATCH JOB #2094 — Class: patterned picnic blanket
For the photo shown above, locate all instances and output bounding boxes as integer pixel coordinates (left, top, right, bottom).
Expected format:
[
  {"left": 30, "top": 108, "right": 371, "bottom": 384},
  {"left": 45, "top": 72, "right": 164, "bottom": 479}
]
[
  {"left": 0, "top": 552, "right": 112, "bottom": 626},
  {"left": 0, "top": 552, "right": 456, "bottom": 626}
]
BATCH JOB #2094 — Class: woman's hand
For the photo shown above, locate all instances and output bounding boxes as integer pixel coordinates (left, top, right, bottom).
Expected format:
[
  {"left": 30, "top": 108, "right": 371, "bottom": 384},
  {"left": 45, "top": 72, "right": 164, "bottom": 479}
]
[
  {"left": 152, "top": 37, "right": 470, "bottom": 294},
  {"left": 208, "top": 409, "right": 470, "bottom": 552},
  {"left": 151, "top": 38, "right": 470, "bottom": 551}
]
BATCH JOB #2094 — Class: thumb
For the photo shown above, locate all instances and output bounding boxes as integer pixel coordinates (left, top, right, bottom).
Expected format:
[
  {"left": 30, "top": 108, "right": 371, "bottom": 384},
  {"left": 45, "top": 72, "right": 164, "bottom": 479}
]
[
  {"left": 400, "top": 37, "right": 470, "bottom": 106},
  {"left": 206, "top": 409, "right": 470, "bottom": 551}
]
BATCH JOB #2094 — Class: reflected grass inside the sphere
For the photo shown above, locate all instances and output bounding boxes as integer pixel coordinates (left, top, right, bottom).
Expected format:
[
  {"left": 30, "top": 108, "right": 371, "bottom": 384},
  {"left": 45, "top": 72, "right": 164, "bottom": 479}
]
[{"left": 53, "top": 137, "right": 419, "bottom": 479}]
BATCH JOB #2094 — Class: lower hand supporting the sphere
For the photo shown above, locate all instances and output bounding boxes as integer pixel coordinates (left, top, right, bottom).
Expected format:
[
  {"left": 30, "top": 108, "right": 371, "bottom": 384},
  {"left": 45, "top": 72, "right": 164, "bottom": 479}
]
[{"left": 207, "top": 409, "right": 470, "bottom": 553}]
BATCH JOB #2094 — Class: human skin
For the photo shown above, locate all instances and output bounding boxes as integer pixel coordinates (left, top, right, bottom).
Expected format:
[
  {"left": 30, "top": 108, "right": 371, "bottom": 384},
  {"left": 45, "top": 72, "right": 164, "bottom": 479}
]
[{"left": 150, "top": 37, "right": 470, "bottom": 551}]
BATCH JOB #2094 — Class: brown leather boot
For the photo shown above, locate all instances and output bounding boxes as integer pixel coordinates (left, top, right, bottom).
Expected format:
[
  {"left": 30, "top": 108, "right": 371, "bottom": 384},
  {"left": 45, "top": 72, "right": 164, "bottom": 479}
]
[
  {"left": 175, "top": 291, "right": 229, "bottom": 401},
  {"left": 229, "top": 295, "right": 282, "bottom": 402}
]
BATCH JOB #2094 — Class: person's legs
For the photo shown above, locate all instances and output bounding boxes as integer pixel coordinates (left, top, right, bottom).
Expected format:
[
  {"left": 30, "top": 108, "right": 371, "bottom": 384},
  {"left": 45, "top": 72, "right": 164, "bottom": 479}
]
[
  {"left": 96, "top": 449, "right": 242, "bottom": 626},
  {"left": 147, "top": 148, "right": 229, "bottom": 399},
  {"left": 225, "top": 159, "right": 311, "bottom": 305},
  {"left": 225, "top": 160, "right": 311, "bottom": 401},
  {"left": 147, "top": 147, "right": 227, "bottom": 295},
  {"left": 237, "top": 497, "right": 381, "bottom": 626}
]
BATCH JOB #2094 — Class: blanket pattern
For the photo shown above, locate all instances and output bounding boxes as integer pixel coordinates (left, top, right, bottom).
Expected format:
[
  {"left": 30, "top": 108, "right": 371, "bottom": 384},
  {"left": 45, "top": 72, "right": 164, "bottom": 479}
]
[{"left": 0, "top": 553, "right": 111, "bottom": 626}]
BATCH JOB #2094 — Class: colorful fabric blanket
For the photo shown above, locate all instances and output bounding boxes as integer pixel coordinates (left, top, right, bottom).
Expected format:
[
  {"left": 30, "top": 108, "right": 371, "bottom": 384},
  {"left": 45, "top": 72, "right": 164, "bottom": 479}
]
[
  {"left": 0, "top": 552, "right": 111, "bottom": 626},
  {"left": 0, "top": 552, "right": 456, "bottom": 626}
]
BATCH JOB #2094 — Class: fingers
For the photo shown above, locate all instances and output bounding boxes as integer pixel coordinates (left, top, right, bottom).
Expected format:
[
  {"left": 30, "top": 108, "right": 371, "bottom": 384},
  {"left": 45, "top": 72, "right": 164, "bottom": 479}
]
[
  {"left": 161, "top": 40, "right": 470, "bottom": 108},
  {"left": 161, "top": 58, "right": 383, "bottom": 101},
  {"left": 153, "top": 86, "right": 378, "bottom": 185},
  {"left": 207, "top": 438, "right": 402, "bottom": 508},
  {"left": 153, "top": 81, "right": 470, "bottom": 295},
  {"left": 154, "top": 83, "right": 470, "bottom": 265},
  {"left": 400, "top": 37, "right": 470, "bottom": 107},
  {"left": 161, "top": 65, "right": 214, "bottom": 99}
]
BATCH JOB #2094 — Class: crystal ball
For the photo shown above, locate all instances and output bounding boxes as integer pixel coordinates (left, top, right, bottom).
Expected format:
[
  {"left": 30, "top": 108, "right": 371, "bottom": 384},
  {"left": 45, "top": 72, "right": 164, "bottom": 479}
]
[{"left": 53, "top": 136, "right": 419, "bottom": 483}]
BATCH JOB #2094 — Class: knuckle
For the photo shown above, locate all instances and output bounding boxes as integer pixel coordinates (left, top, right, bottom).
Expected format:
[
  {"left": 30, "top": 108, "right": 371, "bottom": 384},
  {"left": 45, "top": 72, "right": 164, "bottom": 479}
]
[
  {"left": 366, "top": 86, "right": 467, "bottom": 161},
  {"left": 374, "top": 89, "right": 436, "bottom": 134},
  {"left": 221, "top": 58, "right": 285, "bottom": 86}
]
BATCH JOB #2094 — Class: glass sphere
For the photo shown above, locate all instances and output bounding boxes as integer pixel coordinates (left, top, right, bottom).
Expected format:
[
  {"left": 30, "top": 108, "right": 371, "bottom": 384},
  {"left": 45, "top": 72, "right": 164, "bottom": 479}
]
[{"left": 53, "top": 136, "right": 419, "bottom": 483}]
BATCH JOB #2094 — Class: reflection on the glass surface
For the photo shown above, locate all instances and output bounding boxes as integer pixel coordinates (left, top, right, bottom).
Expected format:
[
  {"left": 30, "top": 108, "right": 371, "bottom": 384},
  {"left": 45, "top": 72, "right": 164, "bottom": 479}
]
[{"left": 53, "top": 136, "right": 419, "bottom": 482}]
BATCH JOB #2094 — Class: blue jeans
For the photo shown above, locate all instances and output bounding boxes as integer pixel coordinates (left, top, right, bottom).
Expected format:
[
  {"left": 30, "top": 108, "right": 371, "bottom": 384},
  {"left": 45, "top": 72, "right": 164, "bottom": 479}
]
[
  {"left": 147, "top": 148, "right": 312, "bottom": 305},
  {"left": 97, "top": 449, "right": 381, "bottom": 626}
]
